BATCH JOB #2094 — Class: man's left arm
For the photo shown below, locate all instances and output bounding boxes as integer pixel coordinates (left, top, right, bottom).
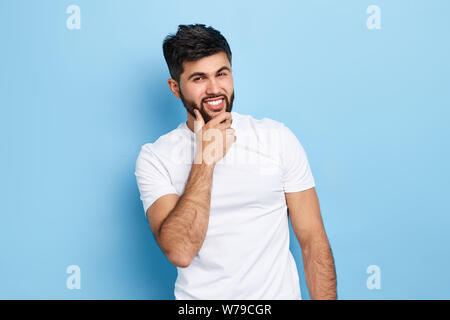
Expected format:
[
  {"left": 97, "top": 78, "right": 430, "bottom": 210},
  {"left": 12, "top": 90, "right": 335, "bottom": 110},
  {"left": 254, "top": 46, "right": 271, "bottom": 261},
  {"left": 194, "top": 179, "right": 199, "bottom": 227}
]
[{"left": 285, "top": 187, "right": 337, "bottom": 300}]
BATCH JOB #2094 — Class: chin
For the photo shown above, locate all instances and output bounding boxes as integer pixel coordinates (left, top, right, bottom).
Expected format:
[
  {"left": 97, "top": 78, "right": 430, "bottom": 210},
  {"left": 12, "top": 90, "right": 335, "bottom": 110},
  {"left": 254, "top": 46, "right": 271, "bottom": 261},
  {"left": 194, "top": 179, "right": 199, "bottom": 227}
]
[{"left": 206, "top": 104, "right": 225, "bottom": 114}]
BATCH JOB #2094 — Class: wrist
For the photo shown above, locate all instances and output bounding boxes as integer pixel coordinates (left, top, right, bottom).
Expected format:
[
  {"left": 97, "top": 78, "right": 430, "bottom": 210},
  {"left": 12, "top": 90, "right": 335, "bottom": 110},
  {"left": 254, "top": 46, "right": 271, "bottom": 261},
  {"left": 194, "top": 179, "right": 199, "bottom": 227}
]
[{"left": 193, "top": 153, "right": 216, "bottom": 169}]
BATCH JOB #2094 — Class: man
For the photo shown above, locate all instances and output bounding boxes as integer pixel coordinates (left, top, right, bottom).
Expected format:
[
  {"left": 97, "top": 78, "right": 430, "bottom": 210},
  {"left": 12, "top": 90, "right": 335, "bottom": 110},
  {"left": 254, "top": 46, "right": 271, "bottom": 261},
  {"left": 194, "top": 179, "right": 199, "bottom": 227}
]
[{"left": 135, "top": 24, "right": 337, "bottom": 300}]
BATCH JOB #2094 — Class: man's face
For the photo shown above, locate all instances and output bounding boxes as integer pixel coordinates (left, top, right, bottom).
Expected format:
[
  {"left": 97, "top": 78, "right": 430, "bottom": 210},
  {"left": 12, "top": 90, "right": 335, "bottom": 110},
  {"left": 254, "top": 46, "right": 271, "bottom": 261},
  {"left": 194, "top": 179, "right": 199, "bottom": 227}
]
[{"left": 177, "top": 51, "right": 234, "bottom": 123}]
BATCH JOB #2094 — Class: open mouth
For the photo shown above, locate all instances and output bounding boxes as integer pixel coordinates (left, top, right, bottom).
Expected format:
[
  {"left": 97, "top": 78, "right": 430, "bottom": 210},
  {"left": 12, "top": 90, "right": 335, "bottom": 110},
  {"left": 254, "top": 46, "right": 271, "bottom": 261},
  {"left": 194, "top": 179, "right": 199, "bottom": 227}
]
[{"left": 203, "top": 97, "right": 225, "bottom": 112}]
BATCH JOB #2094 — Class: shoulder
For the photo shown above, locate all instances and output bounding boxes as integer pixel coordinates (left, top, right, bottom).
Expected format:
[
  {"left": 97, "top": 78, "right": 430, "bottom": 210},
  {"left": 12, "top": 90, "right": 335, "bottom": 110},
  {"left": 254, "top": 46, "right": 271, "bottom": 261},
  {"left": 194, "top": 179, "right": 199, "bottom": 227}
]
[
  {"left": 232, "top": 111, "right": 286, "bottom": 131},
  {"left": 136, "top": 124, "right": 189, "bottom": 164},
  {"left": 233, "top": 112, "right": 306, "bottom": 153}
]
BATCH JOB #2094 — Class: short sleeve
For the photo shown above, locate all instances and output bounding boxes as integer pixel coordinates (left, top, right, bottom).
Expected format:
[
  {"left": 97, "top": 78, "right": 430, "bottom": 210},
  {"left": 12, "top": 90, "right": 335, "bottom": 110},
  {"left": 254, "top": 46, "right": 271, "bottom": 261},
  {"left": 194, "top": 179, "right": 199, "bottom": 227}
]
[
  {"left": 135, "top": 144, "right": 178, "bottom": 217},
  {"left": 279, "top": 124, "right": 315, "bottom": 193}
]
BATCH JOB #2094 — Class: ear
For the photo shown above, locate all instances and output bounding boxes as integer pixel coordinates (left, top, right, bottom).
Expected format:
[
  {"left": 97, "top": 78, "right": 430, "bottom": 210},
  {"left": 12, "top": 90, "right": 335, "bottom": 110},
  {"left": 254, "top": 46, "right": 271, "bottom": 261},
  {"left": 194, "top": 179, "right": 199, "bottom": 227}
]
[{"left": 167, "top": 78, "right": 181, "bottom": 99}]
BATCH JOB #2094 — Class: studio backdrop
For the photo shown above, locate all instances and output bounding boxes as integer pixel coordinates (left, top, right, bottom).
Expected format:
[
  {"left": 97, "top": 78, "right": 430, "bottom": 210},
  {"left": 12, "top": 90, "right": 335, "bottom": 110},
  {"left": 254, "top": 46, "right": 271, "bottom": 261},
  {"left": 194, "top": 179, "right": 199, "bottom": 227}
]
[{"left": 1, "top": 0, "right": 449, "bottom": 299}]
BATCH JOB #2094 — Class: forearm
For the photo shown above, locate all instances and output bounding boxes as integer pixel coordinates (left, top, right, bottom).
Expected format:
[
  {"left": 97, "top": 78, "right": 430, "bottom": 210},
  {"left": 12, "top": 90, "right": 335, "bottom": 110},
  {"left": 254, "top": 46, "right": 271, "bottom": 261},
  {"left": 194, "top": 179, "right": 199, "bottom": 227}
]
[
  {"left": 302, "top": 235, "right": 337, "bottom": 300},
  {"left": 159, "top": 161, "right": 215, "bottom": 266}
]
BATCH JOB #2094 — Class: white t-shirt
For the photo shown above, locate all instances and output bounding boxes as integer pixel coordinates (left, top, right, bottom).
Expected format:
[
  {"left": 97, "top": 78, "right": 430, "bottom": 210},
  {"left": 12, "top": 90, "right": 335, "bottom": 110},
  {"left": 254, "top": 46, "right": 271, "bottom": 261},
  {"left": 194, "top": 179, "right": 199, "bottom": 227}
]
[{"left": 135, "top": 111, "right": 315, "bottom": 299}]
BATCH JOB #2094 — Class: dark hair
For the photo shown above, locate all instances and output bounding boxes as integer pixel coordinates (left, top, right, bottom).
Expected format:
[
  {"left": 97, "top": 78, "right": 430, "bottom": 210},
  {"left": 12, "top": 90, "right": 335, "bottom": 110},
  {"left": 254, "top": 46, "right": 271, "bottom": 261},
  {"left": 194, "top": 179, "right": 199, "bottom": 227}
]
[{"left": 162, "top": 24, "right": 232, "bottom": 83}]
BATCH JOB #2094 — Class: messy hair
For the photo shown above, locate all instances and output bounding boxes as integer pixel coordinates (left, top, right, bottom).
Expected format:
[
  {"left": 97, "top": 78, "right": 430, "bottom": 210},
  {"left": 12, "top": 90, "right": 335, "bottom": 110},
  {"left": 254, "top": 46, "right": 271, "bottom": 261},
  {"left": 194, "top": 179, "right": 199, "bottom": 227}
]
[{"left": 162, "top": 24, "right": 232, "bottom": 83}]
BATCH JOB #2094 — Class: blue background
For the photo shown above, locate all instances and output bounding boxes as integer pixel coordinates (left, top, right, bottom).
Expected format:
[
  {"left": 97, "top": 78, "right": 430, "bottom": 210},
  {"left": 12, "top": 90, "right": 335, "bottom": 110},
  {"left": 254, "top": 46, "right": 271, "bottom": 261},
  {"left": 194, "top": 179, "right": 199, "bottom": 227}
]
[{"left": 1, "top": 0, "right": 449, "bottom": 299}]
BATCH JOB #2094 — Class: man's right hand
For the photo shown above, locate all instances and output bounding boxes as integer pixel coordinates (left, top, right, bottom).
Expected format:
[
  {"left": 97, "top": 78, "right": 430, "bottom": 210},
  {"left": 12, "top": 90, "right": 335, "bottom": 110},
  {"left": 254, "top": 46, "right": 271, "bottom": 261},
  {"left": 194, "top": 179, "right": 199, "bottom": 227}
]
[{"left": 193, "top": 110, "right": 236, "bottom": 166}]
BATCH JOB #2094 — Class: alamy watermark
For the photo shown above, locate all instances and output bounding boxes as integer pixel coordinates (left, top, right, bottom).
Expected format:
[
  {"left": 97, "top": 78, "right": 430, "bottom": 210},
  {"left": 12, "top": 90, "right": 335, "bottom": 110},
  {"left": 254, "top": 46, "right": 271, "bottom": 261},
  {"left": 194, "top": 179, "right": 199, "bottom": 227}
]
[
  {"left": 66, "top": 265, "right": 81, "bottom": 290},
  {"left": 366, "top": 264, "right": 381, "bottom": 290},
  {"left": 366, "top": 5, "right": 381, "bottom": 30},
  {"left": 66, "top": 5, "right": 81, "bottom": 30}
]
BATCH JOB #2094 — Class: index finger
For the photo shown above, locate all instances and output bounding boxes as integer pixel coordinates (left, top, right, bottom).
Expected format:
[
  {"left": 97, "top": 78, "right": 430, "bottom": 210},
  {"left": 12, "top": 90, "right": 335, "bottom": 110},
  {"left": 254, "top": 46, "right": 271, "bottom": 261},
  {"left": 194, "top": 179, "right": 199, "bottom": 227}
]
[{"left": 207, "top": 112, "right": 232, "bottom": 127}]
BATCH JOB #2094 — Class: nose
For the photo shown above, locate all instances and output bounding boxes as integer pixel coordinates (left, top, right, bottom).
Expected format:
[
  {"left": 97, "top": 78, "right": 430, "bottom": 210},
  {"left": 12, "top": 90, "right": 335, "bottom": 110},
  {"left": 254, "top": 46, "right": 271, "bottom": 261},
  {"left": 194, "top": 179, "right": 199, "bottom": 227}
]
[{"left": 205, "top": 78, "right": 221, "bottom": 95}]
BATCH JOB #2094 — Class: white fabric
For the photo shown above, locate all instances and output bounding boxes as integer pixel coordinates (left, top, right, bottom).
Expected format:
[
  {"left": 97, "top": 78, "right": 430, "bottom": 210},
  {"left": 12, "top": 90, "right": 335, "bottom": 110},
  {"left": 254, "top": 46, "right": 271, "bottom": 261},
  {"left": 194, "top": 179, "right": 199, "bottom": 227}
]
[{"left": 135, "top": 111, "right": 315, "bottom": 300}]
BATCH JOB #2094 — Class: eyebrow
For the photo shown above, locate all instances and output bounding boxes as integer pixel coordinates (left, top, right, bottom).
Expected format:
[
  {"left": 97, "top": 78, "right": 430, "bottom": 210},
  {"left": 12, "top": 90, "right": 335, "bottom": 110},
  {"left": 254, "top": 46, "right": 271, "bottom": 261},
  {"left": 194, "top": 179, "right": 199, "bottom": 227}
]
[{"left": 187, "top": 66, "right": 231, "bottom": 80}]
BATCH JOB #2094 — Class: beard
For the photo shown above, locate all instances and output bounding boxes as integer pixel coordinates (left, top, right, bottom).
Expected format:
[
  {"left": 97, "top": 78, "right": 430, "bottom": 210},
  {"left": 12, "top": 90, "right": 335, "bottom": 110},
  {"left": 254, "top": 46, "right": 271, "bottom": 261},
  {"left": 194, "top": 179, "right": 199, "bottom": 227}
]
[{"left": 179, "top": 89, "right": 235, "bottom": 124}]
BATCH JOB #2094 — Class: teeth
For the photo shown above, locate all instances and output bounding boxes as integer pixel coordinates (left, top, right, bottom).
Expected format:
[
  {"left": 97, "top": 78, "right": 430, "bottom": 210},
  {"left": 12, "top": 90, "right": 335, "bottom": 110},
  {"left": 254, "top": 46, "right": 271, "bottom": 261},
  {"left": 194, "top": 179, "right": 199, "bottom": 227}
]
[{"left": 206, "top": 99, "right": 222, "bottom": 106}]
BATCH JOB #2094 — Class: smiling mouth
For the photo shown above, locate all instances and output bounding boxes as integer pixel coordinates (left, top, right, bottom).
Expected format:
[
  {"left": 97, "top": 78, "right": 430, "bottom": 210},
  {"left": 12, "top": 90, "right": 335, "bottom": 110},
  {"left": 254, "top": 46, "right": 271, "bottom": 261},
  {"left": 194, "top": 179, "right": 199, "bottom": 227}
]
[{"left": 203, "top": 97, "right": 225, "bottom": 111}]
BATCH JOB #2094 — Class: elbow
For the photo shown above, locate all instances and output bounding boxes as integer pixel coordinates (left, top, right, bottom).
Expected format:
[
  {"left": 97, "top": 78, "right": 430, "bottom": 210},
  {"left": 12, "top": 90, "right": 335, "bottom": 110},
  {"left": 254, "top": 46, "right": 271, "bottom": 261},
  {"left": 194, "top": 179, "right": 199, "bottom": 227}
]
[
  {"left": 167, "top": 252, "right": 192, "bottom": 268},
  {"left": 157, "top": 225, "right": 193, "bottom": 268}
]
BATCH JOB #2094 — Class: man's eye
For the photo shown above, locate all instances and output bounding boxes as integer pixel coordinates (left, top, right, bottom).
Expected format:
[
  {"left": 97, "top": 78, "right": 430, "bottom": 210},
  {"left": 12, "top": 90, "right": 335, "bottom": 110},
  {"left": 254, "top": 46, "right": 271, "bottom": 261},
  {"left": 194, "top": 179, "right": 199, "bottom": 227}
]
[
  {"left": 218, "top": 72, "right": 226, "bottom": 77},
  {"left": 194, "top": 77, "right": 203, "bottom": 81}
]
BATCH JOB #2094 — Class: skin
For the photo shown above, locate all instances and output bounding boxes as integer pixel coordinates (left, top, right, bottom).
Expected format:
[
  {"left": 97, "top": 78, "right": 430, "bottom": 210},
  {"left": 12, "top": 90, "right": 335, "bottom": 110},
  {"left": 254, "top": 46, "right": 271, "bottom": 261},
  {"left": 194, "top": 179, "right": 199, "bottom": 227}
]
[
  {"left": 285, "top": 189, "right": 337, "bottom": 299},
  {"left": 146, "top": 51, "right": 336, "bottom": 299}
]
